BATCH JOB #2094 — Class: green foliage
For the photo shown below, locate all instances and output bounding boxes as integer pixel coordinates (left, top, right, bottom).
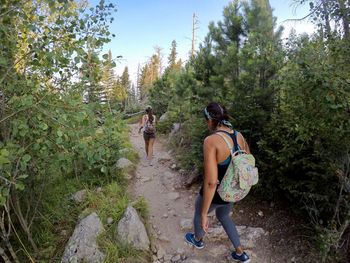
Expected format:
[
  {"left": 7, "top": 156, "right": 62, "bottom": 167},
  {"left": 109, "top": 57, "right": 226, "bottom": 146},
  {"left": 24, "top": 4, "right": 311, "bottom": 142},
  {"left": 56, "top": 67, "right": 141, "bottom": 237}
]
[{"left": 0, "top": 0, "right": 139, "bottom": 262}]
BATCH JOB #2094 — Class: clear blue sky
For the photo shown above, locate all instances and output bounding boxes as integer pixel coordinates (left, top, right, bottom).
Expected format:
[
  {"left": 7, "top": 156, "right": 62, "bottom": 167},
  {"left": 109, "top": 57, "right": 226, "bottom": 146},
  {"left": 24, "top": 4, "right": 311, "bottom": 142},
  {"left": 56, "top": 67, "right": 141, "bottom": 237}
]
[{"left": 89, "top": 0, "right": 313, "bottom": 83}]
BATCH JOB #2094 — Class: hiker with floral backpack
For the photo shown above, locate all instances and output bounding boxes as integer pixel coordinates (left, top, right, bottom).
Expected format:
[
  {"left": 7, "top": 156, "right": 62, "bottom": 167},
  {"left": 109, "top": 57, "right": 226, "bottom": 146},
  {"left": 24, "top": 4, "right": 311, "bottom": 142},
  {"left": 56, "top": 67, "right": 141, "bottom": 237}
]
[
  {"left": 185, "top": 102, "right": 257, "bottom": 263},
  {"left": 138, "top": 106, "right": 156, "bottom": 166}
]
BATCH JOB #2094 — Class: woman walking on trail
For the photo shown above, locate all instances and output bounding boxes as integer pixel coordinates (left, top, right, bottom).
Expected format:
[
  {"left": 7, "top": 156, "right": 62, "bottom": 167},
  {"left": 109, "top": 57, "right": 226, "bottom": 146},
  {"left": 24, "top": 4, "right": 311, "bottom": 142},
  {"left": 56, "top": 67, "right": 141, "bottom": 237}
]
[
  {"left": 185, "top": 102, "right": 251, "bottom": 263},
  {"left": 139, "top": 106, "right": 156, "bottom": 165}
]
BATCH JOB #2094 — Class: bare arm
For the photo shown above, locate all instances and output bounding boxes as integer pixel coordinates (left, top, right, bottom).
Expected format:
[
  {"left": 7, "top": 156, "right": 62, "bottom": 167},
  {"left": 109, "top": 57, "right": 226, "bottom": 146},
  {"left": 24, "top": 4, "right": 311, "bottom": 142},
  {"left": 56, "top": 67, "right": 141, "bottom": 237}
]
[
  {"left": 139, "top": 115, "right": 145, "bottom": 133},
  {"left": 201, "top": 136, "right": 218, "bottom": 232}
]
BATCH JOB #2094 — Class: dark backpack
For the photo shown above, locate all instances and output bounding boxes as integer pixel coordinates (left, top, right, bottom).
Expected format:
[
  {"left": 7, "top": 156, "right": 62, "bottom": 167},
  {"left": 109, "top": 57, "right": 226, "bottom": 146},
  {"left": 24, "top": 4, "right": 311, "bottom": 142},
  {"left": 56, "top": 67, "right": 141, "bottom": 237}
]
[{"left": 144, "top": 116, "right": 155, "bottom": 134}]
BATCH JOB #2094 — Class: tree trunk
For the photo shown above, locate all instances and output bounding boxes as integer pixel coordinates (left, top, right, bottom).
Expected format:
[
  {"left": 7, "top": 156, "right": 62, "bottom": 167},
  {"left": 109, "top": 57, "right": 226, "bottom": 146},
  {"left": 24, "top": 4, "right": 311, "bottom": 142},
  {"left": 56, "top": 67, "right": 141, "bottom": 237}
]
[
  {"left": 11, "top": 193, "right": 38, "bottom": 253},
  {"left": 338, "top": 0, "right": 350, "bottom": 41}
]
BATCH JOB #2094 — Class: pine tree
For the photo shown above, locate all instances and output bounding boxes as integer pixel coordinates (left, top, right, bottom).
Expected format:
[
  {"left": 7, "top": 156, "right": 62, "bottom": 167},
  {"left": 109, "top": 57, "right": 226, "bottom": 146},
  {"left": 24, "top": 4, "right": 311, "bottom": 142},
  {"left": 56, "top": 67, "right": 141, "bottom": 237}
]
[{"left": 168, "top": 40, "right": 177, "bottom": 70}]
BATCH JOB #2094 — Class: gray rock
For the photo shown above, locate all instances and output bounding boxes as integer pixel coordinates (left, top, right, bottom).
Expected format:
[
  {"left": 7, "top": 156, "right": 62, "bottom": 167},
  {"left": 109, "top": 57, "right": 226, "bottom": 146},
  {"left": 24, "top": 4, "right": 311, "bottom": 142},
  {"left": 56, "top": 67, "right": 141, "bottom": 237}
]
[
  {"left": 116, "top": 206, "right": 150, "bottom": 250},
  {"left": 168, "top": 192, "right": 180, "bottom": 200},
  {"left": 116, "top": 158, "right": 133, "bottom": 169},
  {"left": 208, "top": 244, "right": 229, "bottom": 257},
  {"left": 165, "top": 171, "right": 173, "bottom": 179},
  {"left": 170, "top": 123, "right": 180, "bottom": 135},
  {"left": 157, "top": 245, "right": 166, "bottom": 259},
  {"left": 61, "top": 212, "right": 105, "bottom": 263},
  {"left": 141, "top": 176, "right": 152, "bottom": 183},
  {"left": 70, "top": 190, "right": 87, "bottom": 203},
  {"left": 207, "top": 225, "right": 265, "bottom": 249},
  {"left": 125, "top": 173, "right": 132, "bottom": 180},
  {"left": 185, "top": 170, "right": 199, "bottom": 187},
  {"left": 119, "top": 148, "right": 132, "bottom": 155},
  {"left": 180, "top": 218, "right": 192, "bottom": 230},
  {"left": 107, "top": 217, "right": 113, "bottom": 225},
  {"left": 171, "top": 254, "right": 181, "bottom": 262},
  {"left": 164, "top": 254, "right": 172, "bottom": 261},
  {"left": 183, "top": 260, "right": 201, "bottom": 263},
  {"left": 159, "top": 112, "right": 169, "bottom": 122}
]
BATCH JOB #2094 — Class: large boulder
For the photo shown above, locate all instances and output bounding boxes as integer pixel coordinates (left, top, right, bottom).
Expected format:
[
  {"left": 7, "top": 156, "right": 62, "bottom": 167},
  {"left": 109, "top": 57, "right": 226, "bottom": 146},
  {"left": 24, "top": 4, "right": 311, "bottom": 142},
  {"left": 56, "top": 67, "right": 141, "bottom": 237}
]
[
  {"left": 170, "top": 123, "right": 180, "bottom": 135},
  {"left": 116, "top": 205, "right": 150, "bottom": 250},
  {"left": 61, "top": 212, "right": 105, "bottom": 263},
  {"left": 159, "top": 112, "right": 169, "bottom": 122},
  {"left": 116, "top": 157, "right": 133, "bottom": 169}
]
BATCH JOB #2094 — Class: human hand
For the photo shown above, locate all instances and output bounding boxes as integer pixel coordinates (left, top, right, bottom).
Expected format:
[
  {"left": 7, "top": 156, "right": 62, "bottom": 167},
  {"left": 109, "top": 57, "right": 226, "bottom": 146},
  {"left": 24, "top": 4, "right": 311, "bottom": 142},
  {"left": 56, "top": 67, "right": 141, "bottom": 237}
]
[{"left": 201, "top": 215, "right": 209, "bottom": 233}]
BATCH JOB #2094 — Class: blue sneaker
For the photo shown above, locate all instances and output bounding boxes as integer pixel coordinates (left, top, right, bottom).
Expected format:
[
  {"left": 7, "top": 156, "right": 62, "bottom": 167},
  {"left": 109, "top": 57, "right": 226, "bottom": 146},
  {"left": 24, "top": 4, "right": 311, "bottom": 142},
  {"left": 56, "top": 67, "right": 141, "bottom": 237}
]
[
  {"left": 231, "top": 251, "right": 250, "bottom": 262},
  {"left": 184, "top": 233, "right": 204, "bottom": 249}
]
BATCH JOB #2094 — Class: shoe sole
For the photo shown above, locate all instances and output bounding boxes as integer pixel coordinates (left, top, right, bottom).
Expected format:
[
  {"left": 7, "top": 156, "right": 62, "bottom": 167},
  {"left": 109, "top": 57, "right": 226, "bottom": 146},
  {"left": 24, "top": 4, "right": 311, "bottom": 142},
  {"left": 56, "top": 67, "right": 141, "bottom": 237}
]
[
  {"left": 232, "top": 259, "right": 250, "bottom": 263},
  {"left": 184, "top": 237, "right": 204, "bottom": 250}
]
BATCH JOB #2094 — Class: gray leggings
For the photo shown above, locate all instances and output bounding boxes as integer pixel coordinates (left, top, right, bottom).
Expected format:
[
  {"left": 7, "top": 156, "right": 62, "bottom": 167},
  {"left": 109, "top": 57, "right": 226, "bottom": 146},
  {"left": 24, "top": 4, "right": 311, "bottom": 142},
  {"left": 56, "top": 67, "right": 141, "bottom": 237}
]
[{"left": 194, "top": 194, "right": 241, "bottom": 248}]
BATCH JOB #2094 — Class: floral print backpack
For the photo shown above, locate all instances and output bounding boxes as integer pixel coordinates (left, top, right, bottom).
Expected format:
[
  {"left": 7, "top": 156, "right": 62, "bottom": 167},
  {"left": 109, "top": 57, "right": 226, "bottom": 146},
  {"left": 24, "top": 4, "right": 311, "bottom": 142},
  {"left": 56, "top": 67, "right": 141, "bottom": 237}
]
[{"left": 216, "top": 131, "right": 259, "bottom": 203}]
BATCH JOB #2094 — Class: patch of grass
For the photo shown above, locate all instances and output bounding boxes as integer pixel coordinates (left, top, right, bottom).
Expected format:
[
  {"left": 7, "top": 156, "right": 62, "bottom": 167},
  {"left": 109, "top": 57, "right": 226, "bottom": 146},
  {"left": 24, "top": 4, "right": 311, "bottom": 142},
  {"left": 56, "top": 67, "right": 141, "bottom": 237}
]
[
  {"left": 88, "top": 185, "right": 151, "bottom": 263},
  {"left": 98, "top": 230, "right": 151, "bottom": 263},
  {"left": 132, "top": 197, "right": 149, "bottom": 221},
  {"left": 30, "top": 175, "right": 85, "bottom": 262},
  {"left": 85, "top": 182, "right": 129, "bottom": 224}
]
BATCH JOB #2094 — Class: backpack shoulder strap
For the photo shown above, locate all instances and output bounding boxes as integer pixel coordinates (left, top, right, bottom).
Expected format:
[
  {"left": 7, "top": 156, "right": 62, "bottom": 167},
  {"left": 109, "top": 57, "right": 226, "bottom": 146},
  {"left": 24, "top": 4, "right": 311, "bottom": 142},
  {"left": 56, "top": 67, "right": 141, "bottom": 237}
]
[
  {"left": 216, "top": 132, "right": 234, "bottom": 151},
  {"left": 232, "top": 130, "right": 241, "bottom": 151}
]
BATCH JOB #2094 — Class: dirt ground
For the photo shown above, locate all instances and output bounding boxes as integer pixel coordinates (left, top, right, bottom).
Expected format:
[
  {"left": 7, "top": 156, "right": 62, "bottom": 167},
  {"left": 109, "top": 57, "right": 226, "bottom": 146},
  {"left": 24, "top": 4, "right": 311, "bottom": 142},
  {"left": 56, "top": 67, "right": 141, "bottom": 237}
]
[{"left": 128, "top": 124, "right": 313, "bottom": 263}]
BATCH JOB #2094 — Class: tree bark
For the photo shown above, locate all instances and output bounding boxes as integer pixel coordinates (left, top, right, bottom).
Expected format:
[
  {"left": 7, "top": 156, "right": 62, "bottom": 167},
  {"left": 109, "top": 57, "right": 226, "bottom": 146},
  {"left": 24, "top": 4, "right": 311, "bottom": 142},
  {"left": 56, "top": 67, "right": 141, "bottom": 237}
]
[
  {"left": 10, "top": 193, "right": 38, "bottom": 253},
  {"left": 338, "top": 0, "right": 350, "bottom": 41}
]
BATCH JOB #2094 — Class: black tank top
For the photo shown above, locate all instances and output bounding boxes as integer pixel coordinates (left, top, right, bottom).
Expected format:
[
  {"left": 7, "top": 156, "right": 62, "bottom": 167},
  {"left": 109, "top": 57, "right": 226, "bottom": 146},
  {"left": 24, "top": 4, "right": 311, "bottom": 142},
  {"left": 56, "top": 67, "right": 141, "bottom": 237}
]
[{"left": 199, "top": 130, "right": 239, "bottom": 204}]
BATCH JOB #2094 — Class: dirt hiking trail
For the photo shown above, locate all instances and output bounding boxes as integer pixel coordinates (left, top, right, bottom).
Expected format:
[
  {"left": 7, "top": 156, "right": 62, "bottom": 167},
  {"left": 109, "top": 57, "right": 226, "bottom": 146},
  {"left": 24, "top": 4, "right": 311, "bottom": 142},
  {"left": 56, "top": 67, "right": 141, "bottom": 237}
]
[{"left": 128, "top": 124, "right": 273, "bottom": 263}]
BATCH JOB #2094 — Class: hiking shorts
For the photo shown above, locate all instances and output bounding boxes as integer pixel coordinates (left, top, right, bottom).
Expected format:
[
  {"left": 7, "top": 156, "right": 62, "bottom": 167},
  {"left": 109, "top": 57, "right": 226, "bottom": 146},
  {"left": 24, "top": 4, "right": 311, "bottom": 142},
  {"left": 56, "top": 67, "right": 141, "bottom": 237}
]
[{"left": 143, "top": 131, "right": 155, "bottom": 141}]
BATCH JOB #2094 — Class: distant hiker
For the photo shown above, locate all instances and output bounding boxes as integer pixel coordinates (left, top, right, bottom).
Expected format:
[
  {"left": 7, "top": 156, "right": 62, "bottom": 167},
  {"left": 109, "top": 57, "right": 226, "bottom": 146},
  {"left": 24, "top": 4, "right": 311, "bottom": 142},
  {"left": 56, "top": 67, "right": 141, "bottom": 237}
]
[
  {"left": 139, "top": 106, "right": 156, "bottom": 166},
  {"left": 185, "top": 102, "right": 251, "bottom": 263}
]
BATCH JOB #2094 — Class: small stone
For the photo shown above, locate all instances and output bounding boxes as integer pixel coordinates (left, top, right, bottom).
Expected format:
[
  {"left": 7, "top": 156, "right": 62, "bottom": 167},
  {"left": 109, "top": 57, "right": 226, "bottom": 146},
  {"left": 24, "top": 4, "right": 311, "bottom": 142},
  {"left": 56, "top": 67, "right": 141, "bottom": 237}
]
[
  {"left": 239, "top": 210, "right": 244, "bottom": 213},
  {"left": 158, "top": 235, "right": 170, "bottom": 242},
  {"left": 107, "top": 217, "right": 113, "bottom": 225},
  {"left": 162, "top": 213, "right": 168, "bottom": 218},
  {"left": 168, "top": 192, "right": 180, "bottom": 200},
  {"left": 170, "top": 163, "right": 177, "bottom": 169},
  {"left": 258, "top": 211, "right": 264, "bottom": 217},
  {"left": 96, "top": 187, "right": 102, "bottom": 192},
  {"left": 116, "top": 157, "right": 133, "bottom": 169},
  {"left": 164, "top": 254, "right": 172, "bottom": 261},
  {"left": 176, "top": 248, "right": 184, "bottom": 255},
  {"left": 141, "top": 177, "right": 152, "bottom": 183},
  {"left": 157, "top": 245, "right": 166, "bottom": 259},
  {"left": 151, "top": 243, "right": 157, "bottom": 254},
  {"left": 70, "top": 190, "right": 87, "bottom": 203},
  {"left": 171, "top": 254, "right": 181, "bottom": 262},
  {"left": 180, "top": 218, "right": 192, "bottom": 230}
]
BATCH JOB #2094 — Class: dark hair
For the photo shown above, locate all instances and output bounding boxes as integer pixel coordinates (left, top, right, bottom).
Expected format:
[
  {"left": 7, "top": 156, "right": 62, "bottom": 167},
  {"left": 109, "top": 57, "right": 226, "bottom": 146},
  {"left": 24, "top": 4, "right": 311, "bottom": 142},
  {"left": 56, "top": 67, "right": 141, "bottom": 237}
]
[
  {"left": 204, "top": 102, "right": 230, "bottom": 128},
  {"left": 145, "top": 106, "right": 154, "bottom": 123}
]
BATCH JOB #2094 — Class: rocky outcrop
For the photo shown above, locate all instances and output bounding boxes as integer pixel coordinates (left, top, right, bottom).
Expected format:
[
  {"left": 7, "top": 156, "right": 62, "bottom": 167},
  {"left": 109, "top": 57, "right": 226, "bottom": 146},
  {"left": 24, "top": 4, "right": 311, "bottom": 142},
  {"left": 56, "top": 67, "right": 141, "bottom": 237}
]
[
  {"left": 116, "top": 205, "right": 150, "bottom": 250},
  {"left": 170, "top": 123, "right": 180, "bottom": 135},
  {"left": 180, "top": 218, "right": 266, "bottom": 249},
  {"left": 159, "top": 112, "right": 169, "bottom": 122},
  {"left": 61, "top": 212, "right": 105, "bottom": 263}
]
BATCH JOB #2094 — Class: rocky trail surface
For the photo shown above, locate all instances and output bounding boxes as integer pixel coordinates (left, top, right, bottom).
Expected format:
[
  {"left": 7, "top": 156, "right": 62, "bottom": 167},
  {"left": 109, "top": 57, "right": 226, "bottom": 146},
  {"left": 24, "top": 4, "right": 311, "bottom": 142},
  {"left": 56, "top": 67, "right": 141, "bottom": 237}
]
[{"left": 128, "top": 124, "right": 273, "bottom": 263}]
